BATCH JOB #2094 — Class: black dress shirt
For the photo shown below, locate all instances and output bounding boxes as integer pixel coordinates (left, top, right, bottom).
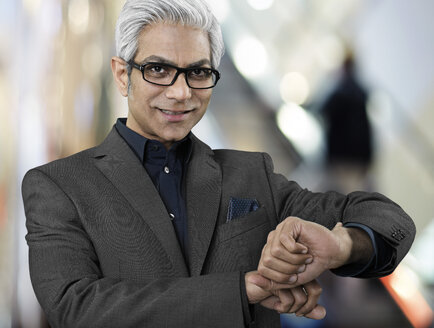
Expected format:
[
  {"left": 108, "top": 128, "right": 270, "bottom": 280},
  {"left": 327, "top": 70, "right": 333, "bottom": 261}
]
[{"left": 115, "top": 118, "right": 192, "bottom": 262}]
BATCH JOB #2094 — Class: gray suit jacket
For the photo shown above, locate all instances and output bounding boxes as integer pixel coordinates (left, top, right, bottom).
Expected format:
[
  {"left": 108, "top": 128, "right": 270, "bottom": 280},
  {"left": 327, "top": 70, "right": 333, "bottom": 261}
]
[{"left": 22, "top": 127, "right": 415, "bottom": 328}]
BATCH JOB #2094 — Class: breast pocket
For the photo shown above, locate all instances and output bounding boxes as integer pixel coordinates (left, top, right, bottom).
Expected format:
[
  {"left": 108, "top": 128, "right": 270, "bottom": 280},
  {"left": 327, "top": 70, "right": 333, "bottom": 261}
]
[{"left": 204, "top": 206, "right": 271, "bottom": 273}]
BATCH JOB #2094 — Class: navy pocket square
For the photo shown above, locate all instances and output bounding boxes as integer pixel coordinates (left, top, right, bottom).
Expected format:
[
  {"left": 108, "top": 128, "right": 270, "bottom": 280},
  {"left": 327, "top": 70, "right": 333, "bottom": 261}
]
[{"left": 227, "top": 197, "right": 259, "bottom": 222}]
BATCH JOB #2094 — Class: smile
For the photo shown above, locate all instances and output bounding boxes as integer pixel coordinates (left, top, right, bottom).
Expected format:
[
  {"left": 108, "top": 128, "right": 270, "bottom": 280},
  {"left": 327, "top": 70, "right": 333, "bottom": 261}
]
[
  {"left": 157, "top": 108, "right": 195, "bottom": 122},
  {"left": 159, "top": 108, "right": 194, "bottom": 115}
]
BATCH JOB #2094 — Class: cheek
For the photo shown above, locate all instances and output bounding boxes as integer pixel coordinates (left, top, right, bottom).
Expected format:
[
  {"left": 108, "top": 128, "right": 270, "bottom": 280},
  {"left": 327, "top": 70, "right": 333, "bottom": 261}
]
[
  {"left": 197, "top": 91, "right": 212, "bottom": 107},
  {"left": 130, "top": 76, "right": 161, "bottom": 101},
  {"left": 130, "top": 90, "right": 160, "bottom": 113}
]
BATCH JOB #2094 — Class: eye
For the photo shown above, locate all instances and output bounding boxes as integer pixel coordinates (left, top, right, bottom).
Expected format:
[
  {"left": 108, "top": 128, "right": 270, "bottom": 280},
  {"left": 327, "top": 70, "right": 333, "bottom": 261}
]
[
  {"left": 192, "top": 68, "right": 204, "bottom": 75},
  {"left": 148, "top": 64, "right": 166, "bottom": 74},
  {"left": 189, "top": 68, "right": 212, "bottom": 79},
  {"left": 143, "top": 63, "right": 174, "bottom": 79},
  {"left": 154, "top": 66, "right": 164, "bottom": 72}
]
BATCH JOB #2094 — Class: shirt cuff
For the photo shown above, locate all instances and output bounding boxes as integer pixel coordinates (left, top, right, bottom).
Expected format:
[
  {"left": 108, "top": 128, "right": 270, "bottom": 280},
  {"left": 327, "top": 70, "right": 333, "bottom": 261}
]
[{"left": 240, "top": 272, "right": 255, "bottom": 326}]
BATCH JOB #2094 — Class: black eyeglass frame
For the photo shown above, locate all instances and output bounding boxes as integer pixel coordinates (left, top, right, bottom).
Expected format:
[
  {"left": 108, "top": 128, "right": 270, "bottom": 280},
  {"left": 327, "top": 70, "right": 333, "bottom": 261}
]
[{"left": 128, "top": 61, "right": 221, "bottom": 89}]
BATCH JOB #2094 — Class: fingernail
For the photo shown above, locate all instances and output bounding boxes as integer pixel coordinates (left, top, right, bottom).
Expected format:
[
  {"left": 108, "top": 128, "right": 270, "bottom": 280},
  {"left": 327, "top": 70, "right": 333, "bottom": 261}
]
[
  {"left": 298, "top": 264, "right": 306, "bottom": 273},
  {"left": 305, "top": 257, "right": 313, "bottom": 264},
  {"left": 301, "top": 248, "right": 308, "bottom": 254},
  {"left": 289, "top": 274, "right": 297, "bottom": 283}
]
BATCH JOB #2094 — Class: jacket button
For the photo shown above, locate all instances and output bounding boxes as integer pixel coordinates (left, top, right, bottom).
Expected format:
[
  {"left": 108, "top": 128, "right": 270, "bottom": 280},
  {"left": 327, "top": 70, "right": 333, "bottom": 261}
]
[
  {"left": 392, "top": 229, "right": 405, "bottom": 241},
  {"left": 164, "top": 166, "right": 170, "bottom": 174}
]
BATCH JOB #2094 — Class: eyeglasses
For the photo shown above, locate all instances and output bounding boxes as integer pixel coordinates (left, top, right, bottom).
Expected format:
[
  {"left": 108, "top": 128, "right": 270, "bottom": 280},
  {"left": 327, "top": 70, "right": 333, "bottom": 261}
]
[{"left": 128, "top": 61, "right": 220, "bottom": 89}]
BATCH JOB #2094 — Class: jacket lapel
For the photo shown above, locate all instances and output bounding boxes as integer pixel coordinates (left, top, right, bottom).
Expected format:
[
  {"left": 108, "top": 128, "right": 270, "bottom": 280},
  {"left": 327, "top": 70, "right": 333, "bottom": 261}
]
[
  {"left": 92, "top": 128, "right": 189, "bottom": 276},
  {"left": 185, "top": 136, "right": 222, "bottom": 276}
]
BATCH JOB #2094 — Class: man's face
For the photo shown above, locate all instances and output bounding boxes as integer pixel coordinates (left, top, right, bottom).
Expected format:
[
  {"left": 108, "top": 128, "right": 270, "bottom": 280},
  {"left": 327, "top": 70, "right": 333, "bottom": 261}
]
[{"left": 125, "top": 22, "right": 213, "bottom": 149}]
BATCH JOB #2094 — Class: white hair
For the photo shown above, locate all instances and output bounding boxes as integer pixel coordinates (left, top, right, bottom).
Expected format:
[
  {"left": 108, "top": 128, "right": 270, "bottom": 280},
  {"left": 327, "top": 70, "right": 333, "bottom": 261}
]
[{"left": 115, "top": 0, "right": 225, "bottom": 70}]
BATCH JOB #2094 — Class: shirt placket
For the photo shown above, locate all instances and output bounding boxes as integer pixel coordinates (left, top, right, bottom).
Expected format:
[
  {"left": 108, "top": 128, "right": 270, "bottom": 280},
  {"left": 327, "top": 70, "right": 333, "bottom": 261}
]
[{"left": 159, "top": 151, "right": 185, "bottom": 252}]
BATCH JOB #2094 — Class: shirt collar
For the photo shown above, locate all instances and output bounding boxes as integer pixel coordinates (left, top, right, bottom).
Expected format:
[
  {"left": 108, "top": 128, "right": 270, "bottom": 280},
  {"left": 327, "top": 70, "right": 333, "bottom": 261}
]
[{"left": 115, "top": 118, "right": 192, "bottom": 163}]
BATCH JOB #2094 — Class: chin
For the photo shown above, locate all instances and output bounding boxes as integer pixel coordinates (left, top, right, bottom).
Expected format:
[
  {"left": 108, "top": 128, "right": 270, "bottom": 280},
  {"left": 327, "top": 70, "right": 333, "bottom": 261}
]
[{"left": 162, "top": 131, "right": 188, "bottom": 143}]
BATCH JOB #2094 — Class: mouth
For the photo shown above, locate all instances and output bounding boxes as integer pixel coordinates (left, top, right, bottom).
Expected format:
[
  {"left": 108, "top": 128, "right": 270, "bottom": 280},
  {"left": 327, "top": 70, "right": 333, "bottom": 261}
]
[
  {"left": 157, "top": 108, "right": 195, "bottom": 122},
  {"left": 158, "top": 108, "right": 194, "bottom": 115}
]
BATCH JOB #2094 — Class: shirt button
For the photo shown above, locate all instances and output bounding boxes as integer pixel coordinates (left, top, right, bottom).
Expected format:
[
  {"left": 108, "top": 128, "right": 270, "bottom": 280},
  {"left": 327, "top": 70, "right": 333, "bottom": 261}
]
[
  {"left": 169, "top": 213, "right": 175, "bottom": 220},
  {"left": 164, "top": 166, "right": 170, "bottom": 174}
]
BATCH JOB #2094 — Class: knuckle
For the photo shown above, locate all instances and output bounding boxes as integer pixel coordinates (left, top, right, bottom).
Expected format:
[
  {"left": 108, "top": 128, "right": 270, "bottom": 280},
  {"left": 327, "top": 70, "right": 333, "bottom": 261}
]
[
  {"left": 281, "top": 304, "right": 291, "bottom": 313},
  {"left": 313, "top": 287, "right": 323, "bottom": 296},
  {"left": 282, "top": 298, "right": 294, "bottom": 309},
  {"left": 279, "top": 233, "right": 290, "bottom": 245},
  {"left": 275, "top": 273, "right": 290, "bottom": 283},
  {"left": 295, "top": 291, "right": 307, "bottom": 302},
  {"left": 263, "top": 256, "right": 273, "bottom": 266},
  {"left": 279, "top": 294, "right": 293, "bottom": 310},
  {"left": 270, "top": 246, "right": 282, "bottom": 257},
  {"left": 306, "top": 285, "right": 322, "bottom": 296},
  {"left": 257, "top": 264, "right": 266, "bottom": 276},
  {"left": 294, "top": 289, "right": 307, "bottom": 304},
  {"left": 294, "top": 296, "right": 307, "bottom": 308},
  {"left": 305, "top": 281, "right": 323, "bottom": 296}
]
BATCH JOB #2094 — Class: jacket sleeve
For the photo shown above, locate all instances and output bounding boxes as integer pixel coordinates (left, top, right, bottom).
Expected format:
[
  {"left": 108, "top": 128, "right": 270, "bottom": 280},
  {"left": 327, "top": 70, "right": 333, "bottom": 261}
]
[
  {"left": 262, "top": 153, "right": 416, "bottom": 278},
  {"left": 22, "top": 168, "right": 246, "bottom": 328}
]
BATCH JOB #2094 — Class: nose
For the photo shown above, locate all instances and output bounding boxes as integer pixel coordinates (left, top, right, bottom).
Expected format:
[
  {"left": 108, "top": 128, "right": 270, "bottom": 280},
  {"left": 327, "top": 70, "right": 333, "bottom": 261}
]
[{"left": 165, "top": 73, "right": 192, "bottom": 101}]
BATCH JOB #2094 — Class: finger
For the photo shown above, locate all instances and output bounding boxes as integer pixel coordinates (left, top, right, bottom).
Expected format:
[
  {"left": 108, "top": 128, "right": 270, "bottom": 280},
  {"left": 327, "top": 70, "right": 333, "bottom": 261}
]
[
  {"left": 268, "top": 239, "right": 312, "bottom": 265},
  {"left": 257, "top": 265, "right": 299, "bottom": 285},
  {"left": 275, "top": 219, "right": 309, "bottom": 256},
  {"left": 264, "top": 230, "right": 312, "bottom": 270},
  {"left": 294, "top": 265, "right": 323, "bottom": 287},
  {"left": 295, "top": 280, "right": 323, "bottom": 316},
  {"left": 288, "top": 286, "right": 308, "bottom": 313},
  {"left": 267, "top": 230, "right": 276, "bottom": 243},
  {"left": 258, "top": 249, "right": 302, "bottom": 284},
  {"left": 260, "top": 295, "right": 280, "bottom": 311},
  {"left": 262, "top": 280, "right": 299, "bottom": 290},
  {"left": 247, "top": 271, "right": 273, "bottom": 290},
  {"left": 246, "top": 271, "right": 301, "bottom": 299},
  {"left": 259, "top": 244, "right": 307, "bottom": 277},
  {"left": 245, "top": 271, "right": 273, "bottom": 304},
  {"left": 272, "top": 289, "right": 295, "bottom": 313},
  {"left": 304, "top": 304, "right": 327, "bottom": 320}
]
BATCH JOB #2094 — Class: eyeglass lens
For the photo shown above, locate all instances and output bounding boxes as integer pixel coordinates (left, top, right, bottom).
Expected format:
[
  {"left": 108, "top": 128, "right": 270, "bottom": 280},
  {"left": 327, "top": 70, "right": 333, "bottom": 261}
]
[{"left": 143, "top": 63, "right": 217, "bottom": 88}]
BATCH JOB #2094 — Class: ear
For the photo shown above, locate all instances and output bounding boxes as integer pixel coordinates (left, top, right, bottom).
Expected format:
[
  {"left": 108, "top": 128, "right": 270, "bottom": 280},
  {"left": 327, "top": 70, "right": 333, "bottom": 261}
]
[{"left": 111, "top": 56, "right": 129, "bottom": 97}]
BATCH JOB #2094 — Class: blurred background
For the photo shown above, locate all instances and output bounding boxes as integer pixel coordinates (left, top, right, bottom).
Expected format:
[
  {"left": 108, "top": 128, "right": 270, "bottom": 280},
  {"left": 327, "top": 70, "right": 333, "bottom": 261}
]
[{"left": 1, "top": 0, "right": 433, "bottom": 327}]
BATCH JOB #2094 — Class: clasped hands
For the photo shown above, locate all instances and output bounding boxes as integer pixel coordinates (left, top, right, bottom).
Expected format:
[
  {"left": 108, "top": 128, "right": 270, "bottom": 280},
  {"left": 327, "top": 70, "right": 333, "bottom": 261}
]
[{"left": 246, "top": 216, "right": 354, "bottom": 320}]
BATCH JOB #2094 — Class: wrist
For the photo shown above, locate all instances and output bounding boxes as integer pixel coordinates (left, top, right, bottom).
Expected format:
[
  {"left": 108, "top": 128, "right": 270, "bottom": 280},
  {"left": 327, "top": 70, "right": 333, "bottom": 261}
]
[
  {"left": 329, "top": 223, "right": 374, "bottom": 269},
  {"left": 329, "top": 223, "right": 353, "bottom": 269}
]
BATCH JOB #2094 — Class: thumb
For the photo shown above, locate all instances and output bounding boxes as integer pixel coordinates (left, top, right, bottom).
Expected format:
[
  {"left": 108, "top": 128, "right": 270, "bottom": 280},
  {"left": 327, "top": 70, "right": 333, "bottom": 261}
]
[
  {"left": 303, "top": 304, "right": 327, "bottom": 320},
  {"left": 247, "top": 272, "right": 273, "bottom": 290},
  {"left": 249, "top": 272, "right": 301, "bottom": 290}
]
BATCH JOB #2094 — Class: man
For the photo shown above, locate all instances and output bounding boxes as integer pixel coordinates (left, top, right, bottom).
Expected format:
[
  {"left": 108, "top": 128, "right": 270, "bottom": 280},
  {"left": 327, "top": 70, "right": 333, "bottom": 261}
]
[{"left": 22, "top": 0, "right": 415, "bottom": 327}]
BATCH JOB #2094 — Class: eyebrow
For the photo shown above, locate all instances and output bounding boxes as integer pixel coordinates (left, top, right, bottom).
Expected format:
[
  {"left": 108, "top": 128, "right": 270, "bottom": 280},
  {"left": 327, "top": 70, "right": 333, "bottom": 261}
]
[{"left": 139, "top": 55, "right": 212, "bottom": 68}]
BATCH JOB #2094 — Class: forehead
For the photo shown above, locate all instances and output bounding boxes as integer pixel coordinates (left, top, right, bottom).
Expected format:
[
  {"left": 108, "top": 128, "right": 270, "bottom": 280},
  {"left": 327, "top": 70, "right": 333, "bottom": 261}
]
[{"left": 135, "top": 22, "right": 211, "bottom": 65}]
